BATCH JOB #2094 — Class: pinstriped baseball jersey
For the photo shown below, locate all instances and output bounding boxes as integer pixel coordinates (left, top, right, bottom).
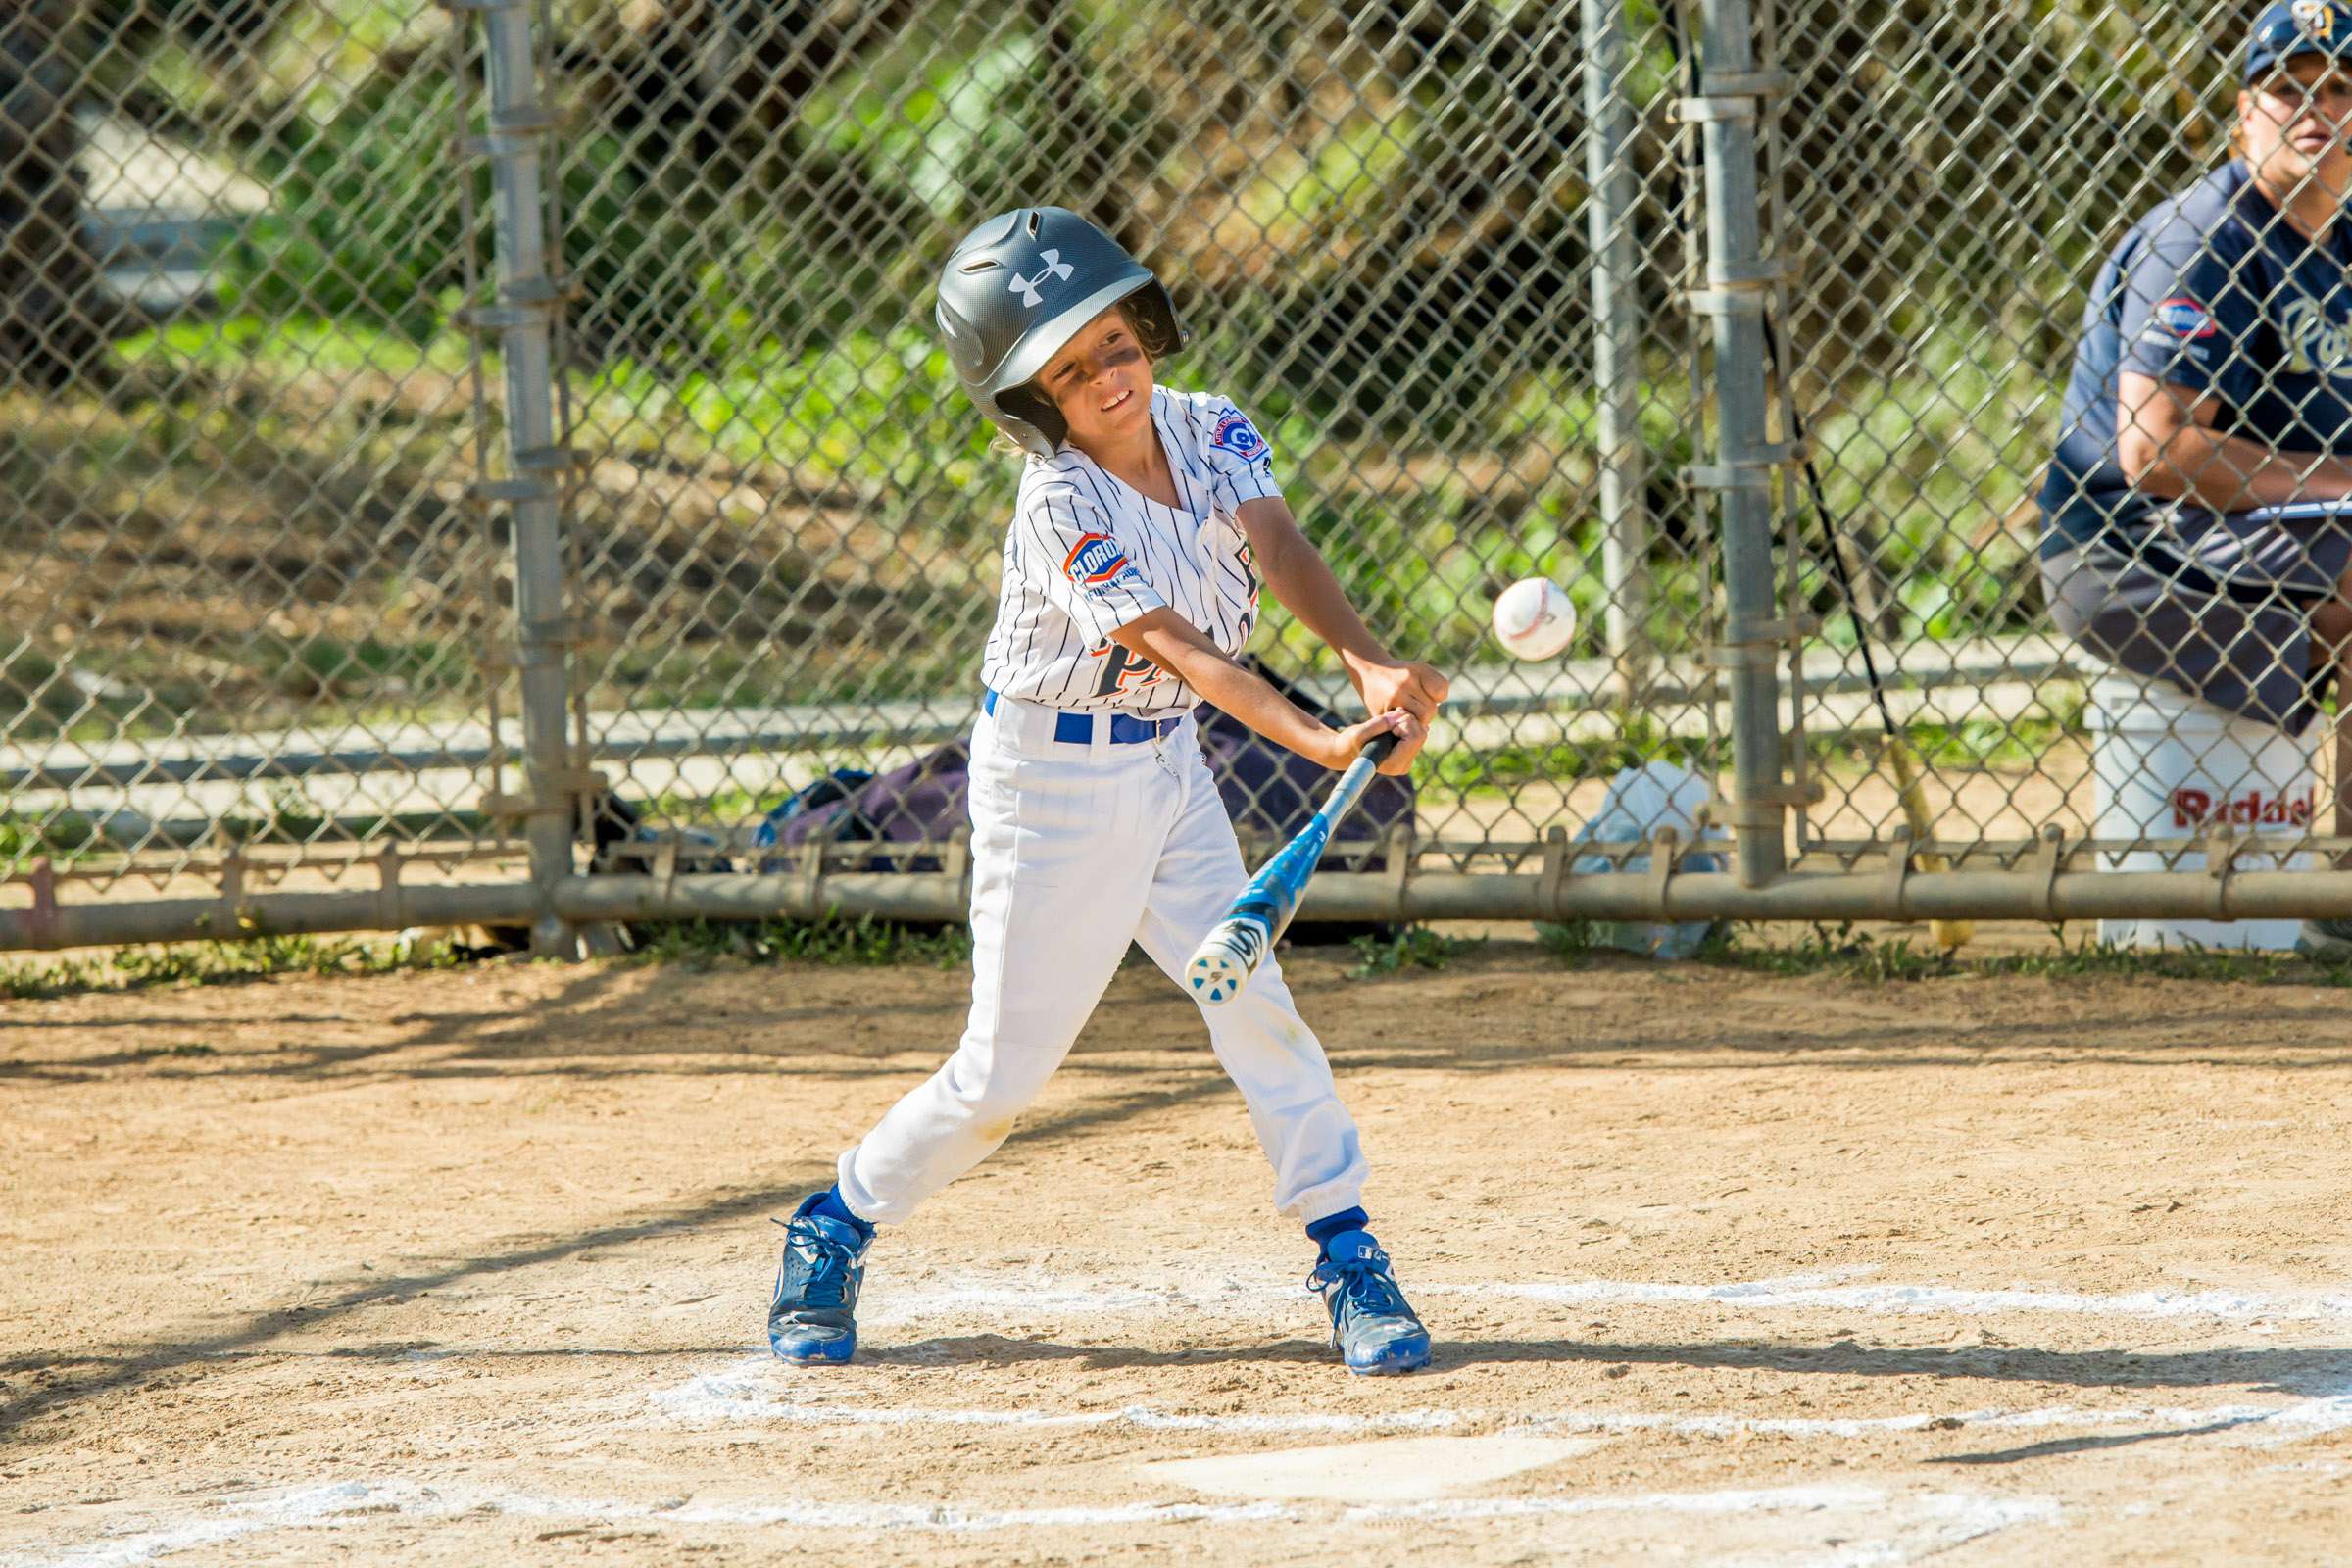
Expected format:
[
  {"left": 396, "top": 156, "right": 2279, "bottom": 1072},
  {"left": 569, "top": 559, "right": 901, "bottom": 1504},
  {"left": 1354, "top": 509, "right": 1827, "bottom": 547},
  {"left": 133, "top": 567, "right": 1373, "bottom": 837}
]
[{"left": 978, "top": 386, "right": 1283, "bottom": 711}]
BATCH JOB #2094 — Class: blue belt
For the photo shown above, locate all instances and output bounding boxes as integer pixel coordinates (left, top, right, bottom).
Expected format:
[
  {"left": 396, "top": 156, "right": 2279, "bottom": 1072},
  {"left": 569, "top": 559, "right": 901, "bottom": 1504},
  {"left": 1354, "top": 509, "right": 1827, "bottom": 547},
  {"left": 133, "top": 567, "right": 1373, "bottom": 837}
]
[{"left": 983, "top": 688, "right": 1183, "bottom": 745}]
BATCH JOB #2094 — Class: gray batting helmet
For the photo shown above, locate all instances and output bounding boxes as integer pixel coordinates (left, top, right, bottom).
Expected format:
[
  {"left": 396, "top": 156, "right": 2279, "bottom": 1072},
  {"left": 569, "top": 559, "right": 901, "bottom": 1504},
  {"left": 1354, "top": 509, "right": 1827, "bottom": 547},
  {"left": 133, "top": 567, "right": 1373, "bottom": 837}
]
[{"left": 934, "top": 207, "right": 1185, "bottom": 457}]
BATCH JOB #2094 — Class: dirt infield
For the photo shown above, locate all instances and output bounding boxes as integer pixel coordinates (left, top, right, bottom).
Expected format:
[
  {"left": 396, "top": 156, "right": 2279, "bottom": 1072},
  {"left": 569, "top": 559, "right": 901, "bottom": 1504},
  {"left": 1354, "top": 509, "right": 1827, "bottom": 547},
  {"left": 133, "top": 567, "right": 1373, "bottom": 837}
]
[{"left": 4, "top": 938, "right": 2350, "bottom": 1564}]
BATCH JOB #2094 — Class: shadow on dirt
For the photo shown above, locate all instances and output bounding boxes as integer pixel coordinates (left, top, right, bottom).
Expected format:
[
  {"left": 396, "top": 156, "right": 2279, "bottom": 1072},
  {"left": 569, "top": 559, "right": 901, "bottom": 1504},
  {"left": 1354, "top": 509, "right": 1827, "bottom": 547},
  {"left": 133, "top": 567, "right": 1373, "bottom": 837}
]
[
  {"left": 863, "top": 1332, "right": 2352, "bottom": 1401},
  {"left": 0, "top": 1068, "right": 1242, "bottom": 1441},
  {"left": 12, "top": 945, "right": 2352, "bottom": 1087}
]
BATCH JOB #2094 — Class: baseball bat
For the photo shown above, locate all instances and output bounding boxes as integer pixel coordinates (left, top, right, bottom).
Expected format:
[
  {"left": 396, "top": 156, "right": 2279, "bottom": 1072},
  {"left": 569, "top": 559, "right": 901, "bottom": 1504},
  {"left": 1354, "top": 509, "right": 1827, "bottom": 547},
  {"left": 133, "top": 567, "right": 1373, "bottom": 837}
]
[
  {"left": 1886, "top": 734, "right": 1971, "bottom": 946},
  {"left": 1186, "top": 730, "right": 1401, "bottom": 1005},
  {"left": 1755, "top": 325, "right": 1973, "bottom": 952}
]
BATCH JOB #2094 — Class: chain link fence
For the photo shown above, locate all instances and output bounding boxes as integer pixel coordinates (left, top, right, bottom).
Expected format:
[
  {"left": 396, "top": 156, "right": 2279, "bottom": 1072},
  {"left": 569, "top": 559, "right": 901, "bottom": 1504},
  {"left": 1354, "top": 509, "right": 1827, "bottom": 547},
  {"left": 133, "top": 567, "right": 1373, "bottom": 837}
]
[
  {"left": 1772, "top": 0, "right": 2180, "bottom": 862},
  {"left": 550, "top": 0, "right": 1726, "bottom": 887},
  {"left": 2, "top": 0, "right": 524, "bottom": 908},
  {"left": 1772, "top": 0, "right": 2350, "bottom": 910},
  {"left": 10, "top": 0, "right": 2352, "bottom": 952}
]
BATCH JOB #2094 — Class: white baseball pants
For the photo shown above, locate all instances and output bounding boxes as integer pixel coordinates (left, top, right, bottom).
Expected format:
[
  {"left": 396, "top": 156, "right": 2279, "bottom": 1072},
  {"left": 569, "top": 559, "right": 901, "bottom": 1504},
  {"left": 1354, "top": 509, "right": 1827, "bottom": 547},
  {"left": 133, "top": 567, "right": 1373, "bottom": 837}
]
[{"left": 834, "top": 694, "right": 1369, "bottom": 1227}]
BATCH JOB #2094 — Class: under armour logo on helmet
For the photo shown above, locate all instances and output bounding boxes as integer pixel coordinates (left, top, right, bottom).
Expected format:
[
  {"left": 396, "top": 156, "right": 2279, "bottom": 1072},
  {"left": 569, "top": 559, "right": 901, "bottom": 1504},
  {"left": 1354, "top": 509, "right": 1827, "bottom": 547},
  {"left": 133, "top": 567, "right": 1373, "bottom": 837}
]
[{"left": 1007, "top": 250, "right": 1072, "bottom": 309}]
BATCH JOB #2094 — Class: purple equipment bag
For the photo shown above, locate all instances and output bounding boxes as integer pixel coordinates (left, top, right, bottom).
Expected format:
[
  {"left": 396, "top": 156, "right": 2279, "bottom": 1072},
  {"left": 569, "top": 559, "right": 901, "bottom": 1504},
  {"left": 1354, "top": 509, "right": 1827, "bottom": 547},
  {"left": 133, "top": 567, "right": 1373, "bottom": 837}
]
[{"left": 769, "top": 659, "right": 1415, "bottom": 885}]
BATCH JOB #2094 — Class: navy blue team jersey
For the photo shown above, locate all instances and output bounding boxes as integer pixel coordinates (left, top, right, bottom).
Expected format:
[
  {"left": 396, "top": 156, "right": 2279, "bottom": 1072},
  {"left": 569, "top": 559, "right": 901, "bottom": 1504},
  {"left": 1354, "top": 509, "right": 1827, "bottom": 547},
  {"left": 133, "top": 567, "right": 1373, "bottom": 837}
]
[{"left": 2039, "top": 158, "right": 2352, "bottom": 554}]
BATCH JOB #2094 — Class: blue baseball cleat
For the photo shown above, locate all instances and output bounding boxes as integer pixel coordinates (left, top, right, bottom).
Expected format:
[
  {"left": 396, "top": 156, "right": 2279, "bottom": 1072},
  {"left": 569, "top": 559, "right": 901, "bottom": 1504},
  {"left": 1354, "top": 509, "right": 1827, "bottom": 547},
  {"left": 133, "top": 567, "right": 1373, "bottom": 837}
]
[
  {"left": 1308, "top": 1230, "right": 1432, "bottom": 1376},
  {"left": 766, "top": 1194, "right": 871, "bottom": 1365}
]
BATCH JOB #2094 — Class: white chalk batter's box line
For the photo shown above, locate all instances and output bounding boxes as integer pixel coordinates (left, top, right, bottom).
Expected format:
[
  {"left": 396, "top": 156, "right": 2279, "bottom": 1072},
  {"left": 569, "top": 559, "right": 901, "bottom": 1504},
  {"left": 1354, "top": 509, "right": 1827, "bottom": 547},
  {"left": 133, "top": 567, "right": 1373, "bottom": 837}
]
[
  {"left": 651, "top": 1356, "right": 2352, "bottom": 1449},
  {"left": 0, "top": 1478, "right": 2059, "bottom": 1568},
  {"left": 855, "top": 1266, "right": 2352, "bottom": 1326},
  {"left": 18, "top": 1269, "right": 2348, "bottom": 1568},
  {"left": 659, "top": 1265, "right": 2352, "bottom": 1449}
]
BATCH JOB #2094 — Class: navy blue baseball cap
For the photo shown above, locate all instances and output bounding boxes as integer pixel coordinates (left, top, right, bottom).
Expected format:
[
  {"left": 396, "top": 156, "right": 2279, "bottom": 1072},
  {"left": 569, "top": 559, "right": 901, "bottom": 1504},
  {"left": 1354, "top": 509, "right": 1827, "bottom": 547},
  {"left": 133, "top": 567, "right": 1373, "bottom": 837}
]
[{"left": 2246, "top": 1, "right": 2352, "bottom": 82}]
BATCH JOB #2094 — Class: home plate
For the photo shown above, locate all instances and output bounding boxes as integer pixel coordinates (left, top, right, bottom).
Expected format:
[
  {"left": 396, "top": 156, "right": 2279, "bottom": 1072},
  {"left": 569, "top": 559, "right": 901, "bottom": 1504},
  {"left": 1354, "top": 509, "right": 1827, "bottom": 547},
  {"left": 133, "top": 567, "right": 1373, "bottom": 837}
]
[{"left": 1139, "top": 1435, "right": 1602, "bottom": 1504}]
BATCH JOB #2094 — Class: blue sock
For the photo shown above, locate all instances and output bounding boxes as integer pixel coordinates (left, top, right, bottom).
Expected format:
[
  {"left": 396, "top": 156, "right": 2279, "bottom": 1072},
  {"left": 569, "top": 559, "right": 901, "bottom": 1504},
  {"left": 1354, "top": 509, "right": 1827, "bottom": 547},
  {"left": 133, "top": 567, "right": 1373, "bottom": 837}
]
[
  {"left": 1306, "top": 1206, "right": 1371, "bottom": 1258},
  {"left": 810, "top": 1186, "right": 875, "bottom": 1241}
]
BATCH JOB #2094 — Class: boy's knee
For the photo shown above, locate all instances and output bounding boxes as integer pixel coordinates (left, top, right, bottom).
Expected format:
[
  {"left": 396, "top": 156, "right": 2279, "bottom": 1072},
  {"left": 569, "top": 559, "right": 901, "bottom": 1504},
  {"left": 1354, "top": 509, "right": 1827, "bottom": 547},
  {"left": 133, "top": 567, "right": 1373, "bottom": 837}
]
[{"left": 940, "top": 1044, "right": 1054, "bottom": 1125}]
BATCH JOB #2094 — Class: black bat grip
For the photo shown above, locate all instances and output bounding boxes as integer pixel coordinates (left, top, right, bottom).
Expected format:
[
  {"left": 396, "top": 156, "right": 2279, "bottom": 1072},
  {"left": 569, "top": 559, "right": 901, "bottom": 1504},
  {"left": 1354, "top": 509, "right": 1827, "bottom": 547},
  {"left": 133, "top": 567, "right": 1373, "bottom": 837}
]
[{"left": 1359, "top": 730, "right": 1402, "bottom": 765}]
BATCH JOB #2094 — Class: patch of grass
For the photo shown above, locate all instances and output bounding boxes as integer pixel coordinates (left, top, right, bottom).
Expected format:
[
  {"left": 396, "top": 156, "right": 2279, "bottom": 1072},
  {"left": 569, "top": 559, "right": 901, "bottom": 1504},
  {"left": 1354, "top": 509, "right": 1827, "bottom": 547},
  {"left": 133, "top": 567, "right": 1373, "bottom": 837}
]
[
  {"left": 1415, "top": 713, "right": 1710, "bottom": 800},
  {"left": 0, "top": 930, "right": 469, "bottom": 1001},
  {"left": 1267, "top": 495, "right": 1719, "bottom": 678},
  {"left": 1992, "top": 937, "right": 2352, "bottom": 986},
  {"left": 1805, "top": 703, "right": 2087, "bottom": 779},
  {"left": 1796, "top": 324, "right": 2059, "bottom": 645},
  {"left": 627, "top": 914, "right": 973, "bottom": 970},
  {"left": 575, "top": 327, "right": 1001, "bottom": 504},
  {"left": 1347, "top": 924, "right": 1485, "bottom": 979},
  {"left": 1710, "top": 922, "right": 1955, "bottom": 982},
  {"left": 250, "top": 634, "right": 475, "bottom": 700},
  {"left": 53, "top": 315, "right": 2083, "bottom": 735},
  {"left": 0, "top": 808, "right": 499, "bottom": 878},
  {"left": 1535, "top": 919, "right": 1602, "bottom": 960},
  {"left": 0, "top": 812, "right": 104, "bottom": 867},
  {"left": 116, "top": 316, "right": 480, "bottom": 384},
  {"left": 1705, "top": 921, "right": 2352, "bottom": 987}
]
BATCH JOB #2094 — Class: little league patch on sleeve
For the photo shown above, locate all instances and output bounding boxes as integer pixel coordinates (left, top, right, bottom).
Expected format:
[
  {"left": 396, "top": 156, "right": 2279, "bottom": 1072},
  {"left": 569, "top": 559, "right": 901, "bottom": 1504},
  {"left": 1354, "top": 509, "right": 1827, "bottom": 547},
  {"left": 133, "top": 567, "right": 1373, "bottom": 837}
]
[
  {"left": 2152, "top": 297, "right": 2217, "bottom": 339},
  {"left": 1209, "top": 410, "right": 1271, "bottom": 466},
  {"left": 1061, "top": 532, "right": 1135, "bottom": 590}
]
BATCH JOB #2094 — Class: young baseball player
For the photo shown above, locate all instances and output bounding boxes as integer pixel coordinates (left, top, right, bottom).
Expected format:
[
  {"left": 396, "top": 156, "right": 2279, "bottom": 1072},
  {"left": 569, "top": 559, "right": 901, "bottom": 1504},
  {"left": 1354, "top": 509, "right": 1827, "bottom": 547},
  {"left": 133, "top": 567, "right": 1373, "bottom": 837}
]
[{"left": 765, "top": 206, "right": 1450, "bottom": 1375}]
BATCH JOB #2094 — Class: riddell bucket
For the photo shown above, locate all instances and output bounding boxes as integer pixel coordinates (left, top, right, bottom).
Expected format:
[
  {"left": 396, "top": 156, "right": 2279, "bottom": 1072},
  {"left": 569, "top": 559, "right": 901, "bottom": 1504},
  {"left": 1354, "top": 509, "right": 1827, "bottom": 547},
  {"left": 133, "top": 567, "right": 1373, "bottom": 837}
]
[{"left": 2086, "top": 673, "right": 2319, "bottom": 951}]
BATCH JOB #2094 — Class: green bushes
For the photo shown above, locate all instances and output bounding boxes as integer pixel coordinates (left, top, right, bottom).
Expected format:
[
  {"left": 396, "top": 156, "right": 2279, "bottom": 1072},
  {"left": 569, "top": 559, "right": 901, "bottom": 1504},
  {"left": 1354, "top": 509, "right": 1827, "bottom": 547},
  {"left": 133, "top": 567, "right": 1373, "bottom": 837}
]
[
  {"left": 73, "top": 0, "right": 2132, "bottom": 721},
  {"left": 221, "top": 60, "right": 470, "bottom": 341},
  {"left": 1796, "top": 323, "right": 2060, "bottom": 646},
  {"left": 577, "top": 328, "right": 1001, "bottom": 499}
]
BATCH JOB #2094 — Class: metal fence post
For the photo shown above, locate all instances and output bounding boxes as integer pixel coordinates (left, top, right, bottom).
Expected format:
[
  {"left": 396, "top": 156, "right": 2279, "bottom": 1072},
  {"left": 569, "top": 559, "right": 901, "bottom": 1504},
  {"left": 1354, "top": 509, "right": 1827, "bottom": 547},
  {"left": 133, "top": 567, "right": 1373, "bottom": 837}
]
[
  {"left": 1582, "top": 0, "right": 1649, "bottom": 695},
  {"left": 1691, "top": 0, "right": 1788, "bottom": 886},
  {"left": 475, "top": 0, "right": 579, "bottom": 956}
]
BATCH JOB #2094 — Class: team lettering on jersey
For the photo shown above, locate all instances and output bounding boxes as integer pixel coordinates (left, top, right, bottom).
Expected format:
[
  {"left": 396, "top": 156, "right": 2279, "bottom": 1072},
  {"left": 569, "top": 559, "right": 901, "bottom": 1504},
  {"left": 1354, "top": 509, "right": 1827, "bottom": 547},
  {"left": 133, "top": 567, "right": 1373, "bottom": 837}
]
[
  {"left": 2281, "top": 295, "right": 2352, "bottom": 377},
  {"left": 1089, "top": 641, "right": 1174, "bottom": 698},
  {"left": 1062, "top": 532, "right": 1141, "bottom": 594}
]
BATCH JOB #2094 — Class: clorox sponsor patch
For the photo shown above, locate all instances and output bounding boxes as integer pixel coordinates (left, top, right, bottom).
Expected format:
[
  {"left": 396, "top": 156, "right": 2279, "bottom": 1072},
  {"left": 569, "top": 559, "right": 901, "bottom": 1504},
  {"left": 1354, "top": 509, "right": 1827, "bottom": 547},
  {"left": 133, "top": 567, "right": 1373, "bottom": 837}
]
[
  {"left": 1210, "top": 410, "right": 1270, "bottom": 465},
  {"left": 2152, "top": 297, "right": 2217, "bottom": 339},
  {"left": 1061, "top": 531, "right": 1133, "bottom": 587}
]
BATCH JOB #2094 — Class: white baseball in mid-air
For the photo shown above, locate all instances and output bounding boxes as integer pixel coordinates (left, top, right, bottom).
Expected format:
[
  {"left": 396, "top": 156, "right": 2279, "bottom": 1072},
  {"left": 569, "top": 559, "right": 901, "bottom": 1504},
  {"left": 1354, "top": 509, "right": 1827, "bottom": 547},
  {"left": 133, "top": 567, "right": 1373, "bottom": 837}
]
[{"left": 1491, "top": 577, "right": 1577, "bottom": 662}]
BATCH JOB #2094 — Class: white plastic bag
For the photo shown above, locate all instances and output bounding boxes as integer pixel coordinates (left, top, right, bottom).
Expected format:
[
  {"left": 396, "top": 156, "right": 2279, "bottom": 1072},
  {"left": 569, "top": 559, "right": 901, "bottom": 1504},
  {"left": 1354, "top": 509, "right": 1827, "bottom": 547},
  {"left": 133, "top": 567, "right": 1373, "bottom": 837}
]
[{"left": 1563, "top": 760, "right": 1726, "bottom": 960}]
